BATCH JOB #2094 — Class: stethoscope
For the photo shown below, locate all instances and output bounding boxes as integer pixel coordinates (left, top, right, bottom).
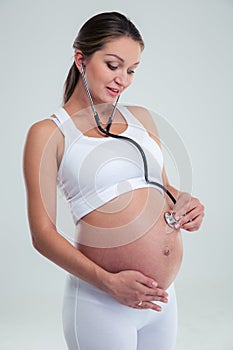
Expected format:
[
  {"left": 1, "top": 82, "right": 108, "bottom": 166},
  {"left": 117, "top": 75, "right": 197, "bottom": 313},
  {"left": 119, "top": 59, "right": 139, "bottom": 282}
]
[{"left": 80, "top": 64, "right": 180, "bottom": 229}]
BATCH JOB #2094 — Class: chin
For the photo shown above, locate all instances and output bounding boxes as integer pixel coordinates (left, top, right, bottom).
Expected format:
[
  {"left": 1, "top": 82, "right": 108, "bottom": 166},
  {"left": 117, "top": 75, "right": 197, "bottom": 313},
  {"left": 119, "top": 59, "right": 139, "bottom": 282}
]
[
  {"left": 95, "top": 97, "right": 118, "bottom": 106},
  {"left": 106, "top": 95, "right": 120, "bottom": 104}
]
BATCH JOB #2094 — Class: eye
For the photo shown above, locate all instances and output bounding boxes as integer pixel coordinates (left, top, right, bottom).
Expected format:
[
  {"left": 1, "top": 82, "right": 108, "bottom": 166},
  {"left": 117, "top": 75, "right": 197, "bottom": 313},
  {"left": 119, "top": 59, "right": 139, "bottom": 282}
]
[
  {"left": 127, "top": 69, "right": 135, "bottom": 75},
  {"left": 107, "top": 62, "right": 136, "bottom": 75},
  {"left": 107, "top": 63, "right": 118, "bottom": 71}
]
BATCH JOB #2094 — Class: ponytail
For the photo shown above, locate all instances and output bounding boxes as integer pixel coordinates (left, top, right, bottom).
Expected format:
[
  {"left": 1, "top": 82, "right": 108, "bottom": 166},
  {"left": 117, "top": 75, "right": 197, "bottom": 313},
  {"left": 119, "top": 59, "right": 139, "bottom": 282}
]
[{"left": 63, "top": 62, "right": 80, "bottom": 104}]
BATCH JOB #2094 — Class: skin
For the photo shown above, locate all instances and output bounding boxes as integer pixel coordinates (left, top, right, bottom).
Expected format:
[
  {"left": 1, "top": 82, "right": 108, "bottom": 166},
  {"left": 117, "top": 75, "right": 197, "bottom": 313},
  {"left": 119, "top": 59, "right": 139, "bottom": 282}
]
[{"left": 23, "top": 36, "right": 205, "bottom": 312}]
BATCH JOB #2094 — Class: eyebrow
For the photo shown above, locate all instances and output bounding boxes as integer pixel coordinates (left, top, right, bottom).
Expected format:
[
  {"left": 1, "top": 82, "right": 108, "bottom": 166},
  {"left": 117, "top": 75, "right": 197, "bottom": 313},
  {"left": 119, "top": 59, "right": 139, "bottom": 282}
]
[{"left": 105, "top": 54, "right": 140, "bottom": 65}]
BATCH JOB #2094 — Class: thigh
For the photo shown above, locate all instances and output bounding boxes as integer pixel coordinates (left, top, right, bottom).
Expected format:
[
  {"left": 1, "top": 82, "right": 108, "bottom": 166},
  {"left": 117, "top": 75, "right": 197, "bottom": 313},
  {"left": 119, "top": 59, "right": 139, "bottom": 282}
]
[
  {"left": 75, "top": 298, "right": 137, "bottom": 350},
  {"left": 62, "top": 275, "right": 138, "bottom": 350},
  {"left": 137, "top": 283, "right": 178, "bottom": 350}
]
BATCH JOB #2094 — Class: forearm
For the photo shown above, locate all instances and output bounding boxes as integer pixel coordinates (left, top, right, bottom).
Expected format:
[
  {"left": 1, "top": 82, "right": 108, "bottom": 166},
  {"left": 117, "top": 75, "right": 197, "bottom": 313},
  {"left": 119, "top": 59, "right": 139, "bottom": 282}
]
[{"left": 32, "top": 227, "right": 111, "bottom": 292}]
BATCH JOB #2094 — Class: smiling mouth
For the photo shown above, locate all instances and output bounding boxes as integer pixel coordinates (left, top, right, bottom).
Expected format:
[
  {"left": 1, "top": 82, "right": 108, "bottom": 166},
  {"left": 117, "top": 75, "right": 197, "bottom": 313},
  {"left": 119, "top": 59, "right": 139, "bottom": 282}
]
[{"left": 107, "top": 87, "right": 120, "bottom": 94}]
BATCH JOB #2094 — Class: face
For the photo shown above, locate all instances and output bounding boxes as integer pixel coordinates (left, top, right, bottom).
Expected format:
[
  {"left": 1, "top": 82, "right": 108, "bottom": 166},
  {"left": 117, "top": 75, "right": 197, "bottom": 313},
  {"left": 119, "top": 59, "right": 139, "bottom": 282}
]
[{"left": 79, "top": 36, "right": 142, "bottom": 105}]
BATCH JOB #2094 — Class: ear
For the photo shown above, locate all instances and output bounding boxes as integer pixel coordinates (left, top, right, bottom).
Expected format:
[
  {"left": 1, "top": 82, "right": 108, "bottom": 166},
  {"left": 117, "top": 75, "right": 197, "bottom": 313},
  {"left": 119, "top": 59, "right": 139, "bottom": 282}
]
[{"left": 74, "top": 50, "right": 86, "bottom": 72}]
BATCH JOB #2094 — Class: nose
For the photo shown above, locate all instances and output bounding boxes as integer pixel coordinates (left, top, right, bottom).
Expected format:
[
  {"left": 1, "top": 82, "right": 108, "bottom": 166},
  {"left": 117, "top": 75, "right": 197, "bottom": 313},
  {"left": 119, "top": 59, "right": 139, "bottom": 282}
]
[{"left": 114, "top": 71, "right": 130, "bottom": 89}]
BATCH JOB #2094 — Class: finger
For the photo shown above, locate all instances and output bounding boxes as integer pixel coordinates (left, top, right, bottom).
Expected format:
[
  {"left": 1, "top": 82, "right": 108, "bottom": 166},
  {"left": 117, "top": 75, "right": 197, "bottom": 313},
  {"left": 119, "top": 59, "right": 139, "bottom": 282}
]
[
  {"left": 181, "top": 213, "right": 204, "bottom": 231},
  {"left": 174, "top": 202, "right": 194, "bottom": 221},
  {"left": 173, "top": 197, "right": 204, "bottom": 230},
  {"left": 178, "top": 207, "right": 200, "bottom": 226},
  {"left": 174, "top": 201, "right": 203, "bottom": 228},
  {"left": 136, "top": 274, "right": 158, "bottom": 289},
  {"left": 142, "top": 292, "right": 168, "bottom": 303},
  {"left": 173, "top": 195, "right": 203, "bottom": 221},
  {"left": 150, "top": 294, "right": 168, "bottom": 303},
  {"left": 145, "top": 287, "right": 168, "bottom": 299},
  {"left": 135, "top": 301, "right": 163, "bottom": 312},
  {"left": 180, "top": 220, "right": 197, "bottom": 231}
]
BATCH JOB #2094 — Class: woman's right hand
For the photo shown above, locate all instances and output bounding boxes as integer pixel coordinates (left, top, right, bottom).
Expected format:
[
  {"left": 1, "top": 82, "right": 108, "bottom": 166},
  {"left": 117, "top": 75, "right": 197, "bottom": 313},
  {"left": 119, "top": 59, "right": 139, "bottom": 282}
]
[{"left": 105, "top": 270, "right": 168, "bottom": 311}]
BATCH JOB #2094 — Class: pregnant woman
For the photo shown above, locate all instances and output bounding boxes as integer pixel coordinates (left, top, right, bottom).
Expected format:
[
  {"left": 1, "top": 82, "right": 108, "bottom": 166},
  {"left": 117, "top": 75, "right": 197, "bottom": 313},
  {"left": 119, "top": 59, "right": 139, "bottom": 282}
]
[{"left": 23, "top": 12, "right": 204, "bottom": 350}]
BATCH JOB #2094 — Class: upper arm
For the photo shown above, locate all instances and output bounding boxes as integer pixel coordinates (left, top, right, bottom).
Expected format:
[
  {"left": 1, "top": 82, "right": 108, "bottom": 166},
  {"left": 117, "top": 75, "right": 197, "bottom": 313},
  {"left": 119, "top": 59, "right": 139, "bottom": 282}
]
[
  {"left": 23, "top": 119, "right": 60, "bottom": 239},
  {"left": 126, "top": 105, "right": 170, "bottom": 187}
]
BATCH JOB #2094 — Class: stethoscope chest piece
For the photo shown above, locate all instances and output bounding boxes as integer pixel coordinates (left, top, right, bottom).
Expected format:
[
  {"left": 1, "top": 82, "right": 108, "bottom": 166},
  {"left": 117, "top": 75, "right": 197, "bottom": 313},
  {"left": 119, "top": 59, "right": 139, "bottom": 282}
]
[{"left": 164, "top": 212, "right": 179, "bottom": 229}]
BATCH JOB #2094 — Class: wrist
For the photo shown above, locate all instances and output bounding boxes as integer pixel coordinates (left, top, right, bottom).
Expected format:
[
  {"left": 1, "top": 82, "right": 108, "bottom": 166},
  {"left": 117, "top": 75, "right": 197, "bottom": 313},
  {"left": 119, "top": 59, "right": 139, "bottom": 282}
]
[{"left": 93, "top": 266, "right": 114, "bottom": 294}]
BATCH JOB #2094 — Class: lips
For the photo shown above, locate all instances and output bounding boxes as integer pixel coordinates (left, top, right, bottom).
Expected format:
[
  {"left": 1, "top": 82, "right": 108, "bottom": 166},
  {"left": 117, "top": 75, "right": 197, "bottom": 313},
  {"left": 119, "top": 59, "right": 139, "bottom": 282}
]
[{"left": 106, "top": 86, "right": 120, "bottom": 95}]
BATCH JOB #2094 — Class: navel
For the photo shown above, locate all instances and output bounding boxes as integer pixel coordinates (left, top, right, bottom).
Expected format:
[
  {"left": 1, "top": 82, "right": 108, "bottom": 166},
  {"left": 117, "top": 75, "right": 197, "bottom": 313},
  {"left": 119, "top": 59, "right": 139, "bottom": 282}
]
[{"left": 163, "top": 246, "right": 171, "bottom": 256}]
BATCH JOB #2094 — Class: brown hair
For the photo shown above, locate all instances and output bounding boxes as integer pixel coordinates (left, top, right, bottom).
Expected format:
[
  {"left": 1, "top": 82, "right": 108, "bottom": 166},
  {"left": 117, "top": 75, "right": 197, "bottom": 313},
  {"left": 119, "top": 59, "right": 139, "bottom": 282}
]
[{"left": 63, "top": 12, "right": 144, "bottom": 103}]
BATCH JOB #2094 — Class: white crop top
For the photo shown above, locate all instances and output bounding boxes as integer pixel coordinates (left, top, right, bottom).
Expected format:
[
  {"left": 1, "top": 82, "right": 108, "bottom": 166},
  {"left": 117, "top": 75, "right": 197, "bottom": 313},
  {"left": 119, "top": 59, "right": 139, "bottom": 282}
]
[{"left": 50, "top": 105, "right": 164, "bottom": 224}]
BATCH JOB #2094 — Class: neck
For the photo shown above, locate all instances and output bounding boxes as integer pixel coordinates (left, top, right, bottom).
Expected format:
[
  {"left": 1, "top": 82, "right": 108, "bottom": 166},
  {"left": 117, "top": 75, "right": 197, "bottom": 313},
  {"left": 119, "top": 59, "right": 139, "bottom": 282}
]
[
  {"left": 63, "top": 80, "right": 119, "bottom": 126},
  {"left": 63, "top": 79, "right": 92, "bottom": 115}
]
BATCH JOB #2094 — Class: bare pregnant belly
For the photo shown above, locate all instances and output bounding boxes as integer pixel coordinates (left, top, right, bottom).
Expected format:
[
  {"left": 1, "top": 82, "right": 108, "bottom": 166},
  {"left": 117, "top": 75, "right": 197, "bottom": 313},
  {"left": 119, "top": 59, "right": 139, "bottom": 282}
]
[{"left": 76, "top": 187, "right": 183, "bottom": 290}]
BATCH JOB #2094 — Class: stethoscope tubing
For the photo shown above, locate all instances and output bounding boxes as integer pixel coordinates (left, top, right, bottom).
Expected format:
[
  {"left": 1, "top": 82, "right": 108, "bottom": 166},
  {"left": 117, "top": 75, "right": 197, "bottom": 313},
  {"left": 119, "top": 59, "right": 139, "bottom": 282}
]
[
  {"left": 80, "top": 63, "right": 177, "bottom": 212},
  {"left": 94, "top": 119, "right": 177, "bottom": 205}
]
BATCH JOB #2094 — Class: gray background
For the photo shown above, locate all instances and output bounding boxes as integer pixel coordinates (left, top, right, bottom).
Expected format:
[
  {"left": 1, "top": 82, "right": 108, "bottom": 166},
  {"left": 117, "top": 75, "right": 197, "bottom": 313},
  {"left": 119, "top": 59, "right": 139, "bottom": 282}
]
[{"left": 1, "top": 0, "right": 232, "bottom": 349}]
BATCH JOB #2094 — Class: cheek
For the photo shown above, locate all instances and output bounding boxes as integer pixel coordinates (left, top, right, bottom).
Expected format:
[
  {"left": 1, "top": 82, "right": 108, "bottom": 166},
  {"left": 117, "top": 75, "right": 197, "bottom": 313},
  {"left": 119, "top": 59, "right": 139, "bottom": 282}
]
[
  {"left": 88, "top": 68, "right": 109, "bottom": 86},
  {"left": 88, "top": 69, "right": 99, "bottom": 84},
  {"left": 126, "top": 76, "right": 134, "bottom": 87}
]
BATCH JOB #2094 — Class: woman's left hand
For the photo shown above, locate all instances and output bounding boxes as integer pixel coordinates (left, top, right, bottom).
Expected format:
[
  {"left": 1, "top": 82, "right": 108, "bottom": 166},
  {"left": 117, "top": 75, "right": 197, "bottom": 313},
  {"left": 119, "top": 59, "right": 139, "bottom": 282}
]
[{"left": 171, "top": 192, "right": 205, "bottom": 232}]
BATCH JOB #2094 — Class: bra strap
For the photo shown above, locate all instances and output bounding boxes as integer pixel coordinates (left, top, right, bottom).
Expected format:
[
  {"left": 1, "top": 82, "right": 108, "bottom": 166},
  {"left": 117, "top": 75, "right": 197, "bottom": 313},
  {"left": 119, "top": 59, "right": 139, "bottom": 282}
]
[
  {"left": 49, "top": 107, "right": 82, "bottom": 147},
  {"left": 48, "top": 115, "right": 64, "bottom": 134}
]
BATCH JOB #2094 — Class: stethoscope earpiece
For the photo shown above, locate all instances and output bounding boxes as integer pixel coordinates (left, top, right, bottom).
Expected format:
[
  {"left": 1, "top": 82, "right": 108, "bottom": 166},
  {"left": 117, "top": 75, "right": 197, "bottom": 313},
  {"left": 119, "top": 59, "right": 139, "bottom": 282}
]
[{"left": 80, "top": 63, "right": 86, "bottom": 72}]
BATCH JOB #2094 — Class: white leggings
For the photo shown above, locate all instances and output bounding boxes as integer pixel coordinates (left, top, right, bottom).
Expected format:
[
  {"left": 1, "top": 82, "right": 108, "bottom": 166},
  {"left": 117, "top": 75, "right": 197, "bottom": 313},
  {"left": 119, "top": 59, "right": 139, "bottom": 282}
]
[{"left": 62, "top": 275, "right": 177, "bottom": 350}]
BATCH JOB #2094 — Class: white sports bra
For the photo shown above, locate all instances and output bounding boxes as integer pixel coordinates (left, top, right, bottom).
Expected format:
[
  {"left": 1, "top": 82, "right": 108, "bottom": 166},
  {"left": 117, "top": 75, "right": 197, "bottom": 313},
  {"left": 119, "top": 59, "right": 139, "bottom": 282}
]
[{"left": 49, "top": 104, "right": 164, "bottom": 224}]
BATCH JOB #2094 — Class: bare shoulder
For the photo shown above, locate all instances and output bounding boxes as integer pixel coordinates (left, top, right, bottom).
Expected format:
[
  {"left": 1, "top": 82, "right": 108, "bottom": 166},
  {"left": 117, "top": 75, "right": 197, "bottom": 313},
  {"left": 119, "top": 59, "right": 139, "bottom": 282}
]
[
  {"left": 24, "top": 118, "right": 64, "bottom": 159},
  {"left": 26, "top": 118, "right": 60, "bottom": 143},
  {"left": 23, "top": 118, "right": 64, "bottom": 174},
  {"left": 126, "top": 105, "right": 150, "bottom": 122},
  {"left": 125, "top": 105, "right": 160, "bottom": 138}
]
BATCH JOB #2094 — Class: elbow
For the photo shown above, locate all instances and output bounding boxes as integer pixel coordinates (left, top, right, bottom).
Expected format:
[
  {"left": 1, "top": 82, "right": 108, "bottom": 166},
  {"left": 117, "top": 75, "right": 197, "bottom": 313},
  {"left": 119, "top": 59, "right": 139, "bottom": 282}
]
[
  {"left": 30, "top": 225, "right": 55, "bottom": 255},
  {"left": 31, "top": 233, "right": 44, "bottom": 255},
  {"left": 31, "top": 234, "right": 40, "bottom": 251}
]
